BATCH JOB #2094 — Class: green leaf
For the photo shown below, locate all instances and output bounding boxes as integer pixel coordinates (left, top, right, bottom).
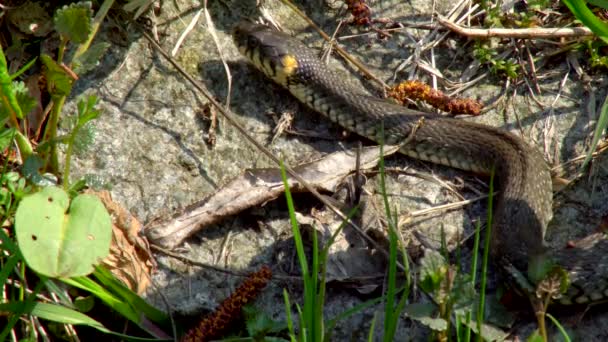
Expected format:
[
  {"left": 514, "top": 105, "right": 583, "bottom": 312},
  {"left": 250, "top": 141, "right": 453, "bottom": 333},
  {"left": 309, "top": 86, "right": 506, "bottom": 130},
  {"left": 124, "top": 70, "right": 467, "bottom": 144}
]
[
  {"left": 40, "top": 54, "right": 73, "bottom": 98},
  {"left": 587, "top": 0, "right": 608, "bottom": 9},
  {"left": 403, "top": 303, "right": 447, "bottom": 331},
  {"left": 77, "top": 95, "right": 100, "bottom": 125},
  {"left": 0, "top": 301, "right": 162, "bottom": 339},
  {"left": 243, "top": 305, "right": 287, "bottom": 337},
  {"left": 527, "top": 253, "right": 556, "bottom": 285},
  {"left": 0, "top": 127, "right": 16, "bottom": 152},
  {"left": 74, "top": 295, "right": 95, "bottom": 313},
  {"left": 451, "top": 273, "right": 476, "bottom": 310},
  {"left": 459, "top": 319, "right": 510, "bottom": 341},
  {"left": 35, "top": 302, "right": 107, "bottom": 328},
  {"left": 419, "top": 249, "right": 448, "bottom": 294},
  {"left": 73, "top": 42, "right": 110, "bottom": 74},
  {"left": 23, "top": 155, "right": 58, "bottom": 186},
  {"left": 526, "top": 330, "right": 544, "bottom": 342},
  {"left": 12, "top": 81, "right": 37, "bottom": 117},
  {"left": 15, "top": 186, "right": 112, "bottom": 278},
  {"left": 0, "top": 81, "right": 36, "bottom": 120},
  {"left": 0, "top": 46, "right": 23, "bottom": 121},
  {"left": 73, "top": 121, "right": 96, "bottom": 156},
  {"left": 53, "top": 2, "right": 93, "bottom": 44},
  {"left": 40, "top": 54, "right": 74, "bottom": 97}
]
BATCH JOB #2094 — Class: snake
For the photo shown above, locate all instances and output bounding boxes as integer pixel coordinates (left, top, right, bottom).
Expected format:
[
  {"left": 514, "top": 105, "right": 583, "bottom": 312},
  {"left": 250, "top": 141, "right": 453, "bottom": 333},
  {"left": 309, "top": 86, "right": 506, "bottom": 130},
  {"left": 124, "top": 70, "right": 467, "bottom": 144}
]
[{"left": 232, "top": 21, "right": 608, "bottom": 306}]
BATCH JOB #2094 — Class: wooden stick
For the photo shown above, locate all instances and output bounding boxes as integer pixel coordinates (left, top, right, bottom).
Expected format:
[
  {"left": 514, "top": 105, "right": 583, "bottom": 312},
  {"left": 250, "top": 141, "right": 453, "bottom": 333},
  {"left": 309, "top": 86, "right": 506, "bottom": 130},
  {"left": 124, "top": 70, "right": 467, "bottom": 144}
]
[{"left": 438, "top": 15, "right": 593, "bottom": 39}]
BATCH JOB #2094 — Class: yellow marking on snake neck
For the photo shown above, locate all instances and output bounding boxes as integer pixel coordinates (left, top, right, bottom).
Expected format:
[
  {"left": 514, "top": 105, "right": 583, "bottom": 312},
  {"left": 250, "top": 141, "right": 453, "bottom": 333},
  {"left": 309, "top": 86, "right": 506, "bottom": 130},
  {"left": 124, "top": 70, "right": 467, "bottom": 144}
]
[
  {"left": 281, "top": 55, "right": 298, "bottom": 75},
  {"left": 272, "top": 55, "right": 299, "bottom": 85}
]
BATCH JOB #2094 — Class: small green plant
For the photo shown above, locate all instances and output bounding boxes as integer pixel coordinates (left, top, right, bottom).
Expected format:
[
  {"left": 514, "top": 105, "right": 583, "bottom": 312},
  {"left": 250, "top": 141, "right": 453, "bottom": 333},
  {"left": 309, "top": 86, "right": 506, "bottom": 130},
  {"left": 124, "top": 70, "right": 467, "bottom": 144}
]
[
  {"left": 0, "top": 1, "right": 170, "bottom": 340},
  {"left": 15, "top": 186, "right": 111, "bottom": 278},
  {"left": 585, "top": 40, "right": 608, "bottom": 69},
  {"left": 417, "top": 250, "right": 476, "bottom": 340},
  {"left": 482, "top": 0, "right": 551, "bottom": 28},
  {"left": 377, "top": 138, "right": 411, "bottom": 342},
  {"left": 501, "top": 253, "right": 572, "bottom": 341},
  {"left": 474, "top": 43, "right": 520, "bottom": 80}
]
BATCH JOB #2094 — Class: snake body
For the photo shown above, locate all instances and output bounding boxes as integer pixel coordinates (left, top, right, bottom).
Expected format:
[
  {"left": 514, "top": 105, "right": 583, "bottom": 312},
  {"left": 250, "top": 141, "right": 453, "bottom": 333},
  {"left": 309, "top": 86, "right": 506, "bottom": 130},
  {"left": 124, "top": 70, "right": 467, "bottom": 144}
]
[{"left": 233, "top": 21, "right": 608, "bottom": 305}]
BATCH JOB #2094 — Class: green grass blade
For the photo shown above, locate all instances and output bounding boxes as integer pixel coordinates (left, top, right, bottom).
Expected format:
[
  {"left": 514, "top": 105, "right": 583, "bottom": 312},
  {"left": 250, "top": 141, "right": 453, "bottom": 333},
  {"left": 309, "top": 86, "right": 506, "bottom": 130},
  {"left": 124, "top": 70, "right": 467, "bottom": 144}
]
[
  {"left": 279, "top": 161, "right": 309, "bottom": 278},
  {"left": 325, "top": 295, "right": 384, "bottom": 339},
  {"left": 279, "top": 160, "right": 314, "bottom": 340},
  {"left": 391, "top": 245, "right": 411, "bottom": 332},
  {"left": 9, "top": 57, "right": 38, "bottom": 81},
  {"left": 9, "top": 301, "right": 108, "bottom": 330},
  {"left": 367, "top": 312, "right": 378, "bottom": 342},
  {"left": 383, "top": 224, "right": 399, "bottom": 342},
  {"left": 283, "top": 289, "right": 297, "bottom": 342},
  {"left": 563, "top": 0, "right": 608, "bottom": 43},
  {"left": 377, "top": 124, "right": 403, "bottom": 341},
  {"left": 311, "top": 226, "right": 322, "bottom": 341},
  {"left": 582, "top": 92, "right": 608, "bottom": 170},
  {"left": 463, "top": 220, "right": 483, "bottom": 342},
  {"left": 44, "top": 278, "right": 77, "bottom": 307},
  {"left": 0, "top": 279, "right": 45, "bottom": 341},
  {"left": 63, "top": 272, "right": 172, "bottom": 338},
  {"left": 546, "top": 313, "right": 572, "bottom": 342},
  {"left": 0, "top": 229, "right": 21, "bottom": 286},
  {"left": 92, "top": 266, "right": 168, "bottom": 323},
  {"left": 0, "top": 301, "right": 167, "bottom": 341},
  {"left": 62, "top": 275, "right": 140, "bottom": 323},
  {"left": 476, "top": 167, "right": 495, "bottom": 342}
]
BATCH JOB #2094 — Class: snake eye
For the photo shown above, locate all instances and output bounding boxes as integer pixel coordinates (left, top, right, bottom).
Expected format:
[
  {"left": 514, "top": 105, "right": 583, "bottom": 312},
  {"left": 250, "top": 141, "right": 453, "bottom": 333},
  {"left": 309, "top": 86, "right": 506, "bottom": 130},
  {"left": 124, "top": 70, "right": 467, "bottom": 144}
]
[{"left": 247, "top": 36, "right": 260, "bottom": 49}]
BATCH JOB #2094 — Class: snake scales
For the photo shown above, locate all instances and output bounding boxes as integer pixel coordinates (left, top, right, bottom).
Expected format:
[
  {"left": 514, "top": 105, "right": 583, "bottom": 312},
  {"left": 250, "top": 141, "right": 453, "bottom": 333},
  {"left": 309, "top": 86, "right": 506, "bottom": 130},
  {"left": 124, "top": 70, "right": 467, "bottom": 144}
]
[{"left": 233, "top": 21, "right": 608, "bottom": 306}]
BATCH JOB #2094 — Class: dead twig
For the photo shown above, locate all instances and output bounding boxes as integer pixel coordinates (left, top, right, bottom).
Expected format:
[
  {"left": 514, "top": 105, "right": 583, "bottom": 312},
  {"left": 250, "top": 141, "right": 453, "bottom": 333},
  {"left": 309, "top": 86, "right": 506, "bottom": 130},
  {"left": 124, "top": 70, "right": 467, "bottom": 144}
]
[
  {"left": 438, "top": 15, "right": 594, "bottom": 39},
  {"left": 171, "top": 8, "right": 202, "bottom": 56},
  {"left": 204, "top": 0, "right": 232, "bottom": 108}
]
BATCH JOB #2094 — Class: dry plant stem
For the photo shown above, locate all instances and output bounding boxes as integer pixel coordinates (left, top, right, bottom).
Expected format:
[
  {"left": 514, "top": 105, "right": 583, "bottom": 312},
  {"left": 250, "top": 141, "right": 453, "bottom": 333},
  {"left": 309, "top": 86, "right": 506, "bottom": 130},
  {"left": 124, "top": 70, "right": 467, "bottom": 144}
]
[
  {"left": 337, "top": 22, "right": 439, "bottom": 40},
  {"left": 407, "top": 193, "right": 491, "bottom": 218},
  {"left": 204, "top": 0, "right": 232, "bottom": 108},
  {"left": 171, "top": 9, "right": 202, "bottom": 56},
  {"left": 438, "top": 16, "right": 594, "bottom": 39},
  {"left": 524, "top": 42, "right": 541, "bottom": 94},
  {"left": 551, "top": 140, "right": 608, "bottom": 179},
  {"left": 140, "top": 29, "right": 407, "bottom": 271}
]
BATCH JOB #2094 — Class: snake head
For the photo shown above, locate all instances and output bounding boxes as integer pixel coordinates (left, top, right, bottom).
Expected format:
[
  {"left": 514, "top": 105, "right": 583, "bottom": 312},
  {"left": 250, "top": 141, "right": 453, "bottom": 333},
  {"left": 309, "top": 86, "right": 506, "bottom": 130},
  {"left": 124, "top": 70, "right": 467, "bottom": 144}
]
[
  {"left": 233, "top": 21, "right": 325, "bottom": 89},
  {"left": 233, "top": 22, "right": 299, "bottom": 85}
]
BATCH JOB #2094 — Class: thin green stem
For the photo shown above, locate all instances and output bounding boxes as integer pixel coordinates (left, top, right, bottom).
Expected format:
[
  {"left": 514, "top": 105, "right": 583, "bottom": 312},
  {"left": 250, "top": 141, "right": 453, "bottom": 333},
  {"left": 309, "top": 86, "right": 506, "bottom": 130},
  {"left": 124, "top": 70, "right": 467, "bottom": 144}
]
[
  {"left": 464, "top": 220, "right": 482, "bottom": 342},
  {"left": 62, "top": 123, "right": 80, "bottom": 190},
  {"left": 57, "top": 37, "right": 67, "bottom": 64},
  {"left": 42, "top": 96, "right": 66, "bottom": 173},
  {"left": 476, "top": 167, "right": 495, "bottom": 342}
]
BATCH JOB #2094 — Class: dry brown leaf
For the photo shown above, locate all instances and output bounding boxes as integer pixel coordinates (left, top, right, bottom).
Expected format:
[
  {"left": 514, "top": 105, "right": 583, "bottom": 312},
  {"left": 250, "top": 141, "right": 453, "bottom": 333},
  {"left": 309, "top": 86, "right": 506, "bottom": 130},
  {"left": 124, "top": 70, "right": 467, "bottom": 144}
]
[{"left": 89, "top": 190, "right": 155, "bottom": 295}]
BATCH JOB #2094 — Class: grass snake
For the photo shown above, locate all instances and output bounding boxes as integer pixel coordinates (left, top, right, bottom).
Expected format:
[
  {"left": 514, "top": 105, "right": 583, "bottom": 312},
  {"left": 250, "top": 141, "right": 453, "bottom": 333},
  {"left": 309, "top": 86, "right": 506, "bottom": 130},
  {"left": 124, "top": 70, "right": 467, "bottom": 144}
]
[{"left": 233, "top": 21, "right": 608, "bottom": 306}]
